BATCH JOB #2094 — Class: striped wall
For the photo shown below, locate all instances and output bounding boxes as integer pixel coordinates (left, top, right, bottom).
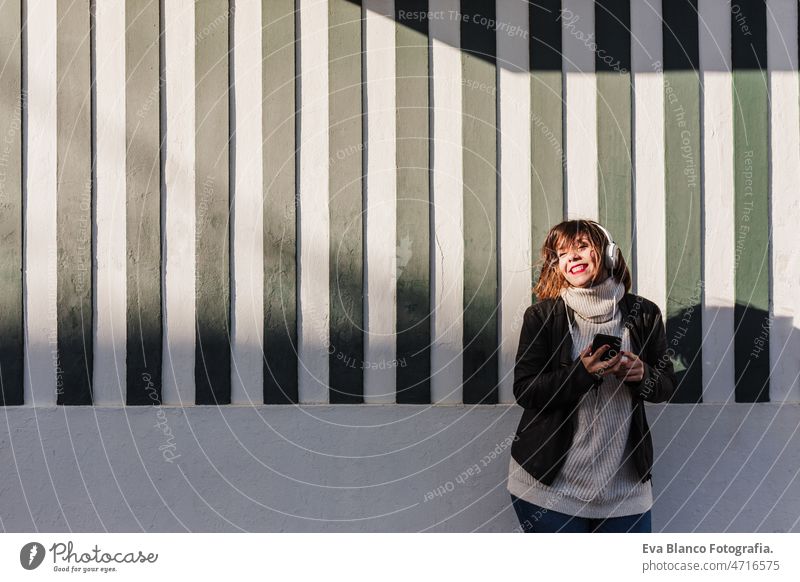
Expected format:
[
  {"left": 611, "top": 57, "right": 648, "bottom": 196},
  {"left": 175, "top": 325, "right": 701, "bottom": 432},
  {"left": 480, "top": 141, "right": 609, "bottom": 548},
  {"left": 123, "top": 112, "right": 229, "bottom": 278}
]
[
  {"left": 1, "top": 0, "right": 798, "bottom": 407},
  {"left": 0, "top": 0, "right": 23, "bottom": 405}
]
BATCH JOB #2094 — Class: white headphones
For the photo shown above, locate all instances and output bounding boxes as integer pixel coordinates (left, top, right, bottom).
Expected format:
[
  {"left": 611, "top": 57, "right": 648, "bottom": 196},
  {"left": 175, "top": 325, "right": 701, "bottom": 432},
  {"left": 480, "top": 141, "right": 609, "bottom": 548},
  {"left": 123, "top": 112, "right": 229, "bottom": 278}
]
[{"left": 590, "top": 220, "right": 619, "bottom": 274}]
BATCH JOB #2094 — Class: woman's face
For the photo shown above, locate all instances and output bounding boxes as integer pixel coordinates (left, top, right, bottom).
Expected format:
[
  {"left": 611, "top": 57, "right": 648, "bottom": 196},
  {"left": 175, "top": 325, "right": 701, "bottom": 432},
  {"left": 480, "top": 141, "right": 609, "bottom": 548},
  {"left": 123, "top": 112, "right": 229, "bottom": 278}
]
[{"left": 557, "top": 235, "right": 604, "bottom": 288}]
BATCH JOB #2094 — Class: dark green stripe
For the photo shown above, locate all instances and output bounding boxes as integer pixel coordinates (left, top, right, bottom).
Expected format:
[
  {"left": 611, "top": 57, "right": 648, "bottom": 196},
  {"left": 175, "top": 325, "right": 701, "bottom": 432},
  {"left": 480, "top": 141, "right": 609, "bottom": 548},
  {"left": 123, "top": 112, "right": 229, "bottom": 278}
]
[
  {"left": 0, "top": 0, "right": 23, "bottom": 405},
  {"left": 395, "top": 1, "right": 431, "bottom": 404},
  {"left": 126, "top": 0, "right": 162, "bottom": 405},
  {"left": 662, "top": 0, "right": 702, "bottom": 403},
  {"left": 195, "top": 0, "right": 231, "bottom": 405},
  {"left": 56, "top": 0, "right": 93, "bottom": 405},
  {"left": 732, "top": 0, "right": 769, "bottom": 402},
  {"left": 263, "top": 0, "right": 298, "bottom": 404},
  {"left": 328, "top": 0, "right": 364, "bottom": 403},
  {"left": 461, "top": 0, "right": 498, "bottom": 404},
  {"left": 595, "top": 0, "right": 632, "bottom": 267},
  {"left": 530, "top": 0, "right": 564, "bottom": 300}
]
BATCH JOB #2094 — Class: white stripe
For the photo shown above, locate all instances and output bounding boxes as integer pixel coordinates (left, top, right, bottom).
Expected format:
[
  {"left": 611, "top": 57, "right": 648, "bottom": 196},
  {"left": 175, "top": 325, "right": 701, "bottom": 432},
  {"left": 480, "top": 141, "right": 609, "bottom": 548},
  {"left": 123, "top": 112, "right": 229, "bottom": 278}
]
[
  {"left": 298, "top": 0, "right": 330, "bottom": 403},
  {"left": 699, "top": 0, "right": 736, "bottom": 403},
  {"left": 364, "top": 0, "right": 397, "bottom": 403},
  {"left": 231, "top": 0, "right": 264, "bottom": 404},
  {"left": 24, "top": 0, "right": 58, "bottom": 406},
  {"left": 766, "top": 0, "right": 800, "bottom": 402},
  {"left": 163, "top": 0, "right": 196, "bottom": 405},
  {"left": 631, "top": 0, "right": 666, "bottom": 314},
  {"left": 93, "top": 0, "right": 126, "bottom": 405},
  {"left": 562, "top": 0, "right": 597, "bottom": 220},
  {"left": 430, "top": 0, "right": 463, "bottom": 404},
  {"left": 497, "top": 0, "right": 530, "bottom": 404}
]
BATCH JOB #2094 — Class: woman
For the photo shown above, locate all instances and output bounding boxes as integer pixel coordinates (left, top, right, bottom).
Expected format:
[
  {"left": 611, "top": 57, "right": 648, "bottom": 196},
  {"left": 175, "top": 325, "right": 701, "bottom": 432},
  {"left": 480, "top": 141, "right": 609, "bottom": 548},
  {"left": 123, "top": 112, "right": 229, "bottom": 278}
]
[{"left": 507, "top": 219, "right": 677, "bottom": 533}]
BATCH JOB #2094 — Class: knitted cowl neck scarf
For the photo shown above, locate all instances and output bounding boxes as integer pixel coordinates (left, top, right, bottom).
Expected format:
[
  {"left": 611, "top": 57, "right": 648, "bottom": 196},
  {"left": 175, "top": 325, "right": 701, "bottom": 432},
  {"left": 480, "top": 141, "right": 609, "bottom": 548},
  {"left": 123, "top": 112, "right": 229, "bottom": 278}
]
[{"left": 559, "top": 273, "right": 626, "bottom": 323}]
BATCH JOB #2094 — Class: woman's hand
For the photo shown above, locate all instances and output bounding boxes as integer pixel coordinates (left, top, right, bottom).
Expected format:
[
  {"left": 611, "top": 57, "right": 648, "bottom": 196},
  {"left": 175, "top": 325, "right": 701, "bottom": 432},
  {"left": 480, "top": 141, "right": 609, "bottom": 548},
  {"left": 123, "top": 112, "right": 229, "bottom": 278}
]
[
  {"left": 579, "top": 343, "right": 623, "bottom": 379},
  {"left": 610, "top": 350, "right": 645, "bottom": 382}
]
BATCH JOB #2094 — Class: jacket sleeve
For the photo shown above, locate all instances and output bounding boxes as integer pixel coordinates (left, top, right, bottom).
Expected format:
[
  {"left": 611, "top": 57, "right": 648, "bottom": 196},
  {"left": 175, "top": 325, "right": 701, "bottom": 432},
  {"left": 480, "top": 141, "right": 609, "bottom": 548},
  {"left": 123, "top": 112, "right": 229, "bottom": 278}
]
[
  {"left": 625, "top": 304, "right": 678, "bottom": 403},
  {"left": 513, "top": 304, "right": 601, "bottom": 412}
]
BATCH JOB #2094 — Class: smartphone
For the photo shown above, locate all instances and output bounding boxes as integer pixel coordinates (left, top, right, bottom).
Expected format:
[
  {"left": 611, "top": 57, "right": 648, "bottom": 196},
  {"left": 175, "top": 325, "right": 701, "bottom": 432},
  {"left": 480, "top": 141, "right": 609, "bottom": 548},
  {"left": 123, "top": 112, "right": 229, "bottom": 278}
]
[{"left": 591, "top": 333, "right": 622, "bottom": 361}]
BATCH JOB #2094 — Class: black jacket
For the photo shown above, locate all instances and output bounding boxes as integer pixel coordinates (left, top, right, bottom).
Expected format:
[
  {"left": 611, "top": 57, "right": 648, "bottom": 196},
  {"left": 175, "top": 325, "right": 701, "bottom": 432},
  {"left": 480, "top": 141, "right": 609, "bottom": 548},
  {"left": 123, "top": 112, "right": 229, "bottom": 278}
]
[{"left": 510, "top": 292, "right": 678, "bottom": 486}]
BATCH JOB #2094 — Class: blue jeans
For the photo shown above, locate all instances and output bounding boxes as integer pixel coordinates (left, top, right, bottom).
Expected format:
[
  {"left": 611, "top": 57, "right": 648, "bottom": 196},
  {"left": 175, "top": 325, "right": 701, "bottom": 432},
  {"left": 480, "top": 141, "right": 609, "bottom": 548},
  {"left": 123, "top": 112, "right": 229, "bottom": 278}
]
[{"left": 510, "top": 493, "right": 652, "bottom": 533}]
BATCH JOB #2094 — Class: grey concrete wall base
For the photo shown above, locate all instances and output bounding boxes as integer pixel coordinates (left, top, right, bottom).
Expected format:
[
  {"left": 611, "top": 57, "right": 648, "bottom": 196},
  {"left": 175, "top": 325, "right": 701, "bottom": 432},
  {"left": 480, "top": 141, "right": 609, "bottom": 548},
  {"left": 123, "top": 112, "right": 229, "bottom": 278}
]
[{"left": 1, "top": 404, "right": 798, "bottom": 532}]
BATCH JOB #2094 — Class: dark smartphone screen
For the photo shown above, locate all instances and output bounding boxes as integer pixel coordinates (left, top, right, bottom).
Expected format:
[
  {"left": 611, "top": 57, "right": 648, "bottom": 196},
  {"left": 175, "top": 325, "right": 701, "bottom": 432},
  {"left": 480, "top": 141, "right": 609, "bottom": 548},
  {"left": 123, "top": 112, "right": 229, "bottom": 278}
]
[{"left": 591, "top": 333, "right": 622, "bottom": 361}]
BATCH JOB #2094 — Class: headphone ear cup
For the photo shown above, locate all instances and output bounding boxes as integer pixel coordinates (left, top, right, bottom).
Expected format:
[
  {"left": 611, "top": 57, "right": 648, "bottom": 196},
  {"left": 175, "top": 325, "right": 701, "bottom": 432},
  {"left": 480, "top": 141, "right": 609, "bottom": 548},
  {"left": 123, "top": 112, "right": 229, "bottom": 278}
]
[{"left": 607, "top": 242, "right": 618, "bottom": 271}]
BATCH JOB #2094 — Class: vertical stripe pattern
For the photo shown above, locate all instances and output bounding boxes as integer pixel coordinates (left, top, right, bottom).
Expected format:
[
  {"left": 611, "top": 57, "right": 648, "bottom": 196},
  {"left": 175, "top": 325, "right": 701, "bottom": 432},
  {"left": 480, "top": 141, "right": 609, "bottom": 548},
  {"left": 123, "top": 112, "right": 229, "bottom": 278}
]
[
  {"left": 631, "top": 0, "right": 666, "bottom": 312},
  {"left": 194, "top": 0, "right": 231, "bottom": 404},
  {"left": 662, "top": 0, "right": 703, "bottom": 403},
  {"left": 732, "top": 0, "right": 770, "bottom": 402},
  {"left": 0, "top": 0, "right": 23, "bottom": 405},
  {"left": 56, "top": 0, "right": 93, "bottom": 405},
  {"left": 461, "top": 0, "right": 498, "bottom": 404},
  {"left": 163, "top": 0, "right": 195, "bottom": 405},
  {"left": 429, "top": 0, "right": 463, "bottom": 404},
  {"left": 297, "top": 0, "right": 329, "bottom": 404},
  {"left": 0, "top": 0, "right": 797, "bottom": 407},
  {"left": 530, "top": 0, "right": 564, "bottom": 297},
  {"left": 595, "top": 0, "right": 632, "bottom": 266},
  {"left": 363, "top": 0, "right": 397, "bottom": 404},
  {"left": 94, "top": 0, "right": 126, "bottom": 405},
  {"left": 231, "top": 0, "right": 264, "bottom": 404},
  {"left": 767, "top": 0, "right": 800, "bottom": 402},
  {"left": 126, "top": 0, "right": 162, "bottom": 405},
  {"left": 699, "top": 0, "right": 736, "bottom": 404},
  {"left": 24, "top": 0, "right": 59, "bottom": 406},
  {"left": 395, "top": 1, "right": 431, "bottom": 403},
  {"left": 562, "top": 0, "right": 597, "bottom": 219},
  {"left": 263, "top": 0, "right": 298, "bottom": 404},
  {"left": 497, "top": 0, "right": 531, "bottom": 404},
  {"left": 328, "top": 0, "right": 364, "bottom": 403}
]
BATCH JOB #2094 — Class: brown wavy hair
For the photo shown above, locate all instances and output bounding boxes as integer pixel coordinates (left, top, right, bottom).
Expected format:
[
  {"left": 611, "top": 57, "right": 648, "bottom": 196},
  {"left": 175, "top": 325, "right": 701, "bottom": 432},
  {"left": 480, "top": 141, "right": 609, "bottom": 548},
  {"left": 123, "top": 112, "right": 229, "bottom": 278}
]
[{"left": 532, "top": 219, "right": 632, "bottom": 301}]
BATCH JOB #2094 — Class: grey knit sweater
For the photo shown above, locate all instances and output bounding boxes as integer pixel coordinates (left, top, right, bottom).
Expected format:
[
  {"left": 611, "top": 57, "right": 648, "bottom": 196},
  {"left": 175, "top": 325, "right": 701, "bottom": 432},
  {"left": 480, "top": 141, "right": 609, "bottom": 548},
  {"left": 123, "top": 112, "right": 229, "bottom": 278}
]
[{"left": 507, "top": 274, "right": 653, "bottom": 518}]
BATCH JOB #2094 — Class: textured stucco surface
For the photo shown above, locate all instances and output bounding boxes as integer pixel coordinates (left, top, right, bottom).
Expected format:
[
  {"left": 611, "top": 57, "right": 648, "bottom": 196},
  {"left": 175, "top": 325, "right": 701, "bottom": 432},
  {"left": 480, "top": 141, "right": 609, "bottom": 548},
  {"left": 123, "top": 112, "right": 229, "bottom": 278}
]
[{"left": 0, "top": 403, "right": 798, "bottom": 532}]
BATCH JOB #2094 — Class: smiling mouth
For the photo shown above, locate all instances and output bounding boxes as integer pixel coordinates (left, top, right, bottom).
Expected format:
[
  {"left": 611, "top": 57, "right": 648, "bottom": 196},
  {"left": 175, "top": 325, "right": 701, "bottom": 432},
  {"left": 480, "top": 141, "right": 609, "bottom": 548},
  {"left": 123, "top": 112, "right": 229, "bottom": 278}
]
[{"left": 570, "top": 264, "right": 587, "bottom": 274}]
